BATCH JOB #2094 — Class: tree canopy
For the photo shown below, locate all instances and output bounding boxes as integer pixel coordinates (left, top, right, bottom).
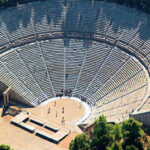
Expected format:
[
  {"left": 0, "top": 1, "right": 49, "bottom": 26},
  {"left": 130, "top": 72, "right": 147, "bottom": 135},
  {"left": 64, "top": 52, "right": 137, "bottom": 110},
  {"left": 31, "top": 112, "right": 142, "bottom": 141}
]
[
  {"left": 69, "top": 133, "right": 91, "bottom": 150},
  {"left": 0, "top": 145, "right": 13, "bottom": 150},
  {"left": 122, "top": 118, "right": 144, "bottom": 150},
  {"left": 91, "top": 115, "right": 114, "bottom": 150},
  {"left": 111, "top": 142, "right": 122, "bottom": 150},
  {"left": 69, "top": 116, "right": 147, "bottom": 150}
]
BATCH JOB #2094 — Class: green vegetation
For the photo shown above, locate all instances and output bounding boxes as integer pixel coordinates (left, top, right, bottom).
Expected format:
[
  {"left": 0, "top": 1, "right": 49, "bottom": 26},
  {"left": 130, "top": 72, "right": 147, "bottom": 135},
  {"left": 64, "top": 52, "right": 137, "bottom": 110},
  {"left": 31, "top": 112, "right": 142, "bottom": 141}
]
[
  {"left": 100, "top": 0, "right": 150, "bottom": 14},
  {"left": 91, "top": 115, "right": 114, "bottom": 150},
  {"left": 113, "top": 123, "right": 122, "bottom": 141},
  {"left": 70, "top": 133, "right": 91, "bottom": 150},
  {"left": 0, "top": 144, "right": 13, "bottom": 150},
  {"left": 147, "top": 140, "right": 150, "bottom": 150},
  {"left": 111, "top": 142, "right": 122, "bottom": 150},
  {"left": 69, "top": 115, "right": 148, "bottom": 150},
  {"left": 122, "top": 118, "right": 144, "bottom": 150}
]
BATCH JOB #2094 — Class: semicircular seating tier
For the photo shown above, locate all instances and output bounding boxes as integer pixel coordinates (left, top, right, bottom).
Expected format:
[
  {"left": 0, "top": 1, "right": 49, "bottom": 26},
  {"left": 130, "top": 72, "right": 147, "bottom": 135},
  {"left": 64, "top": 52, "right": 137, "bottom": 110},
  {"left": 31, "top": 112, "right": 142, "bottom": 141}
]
[{"left": 0, "top": 0, "right": 149, "bottom": 123}]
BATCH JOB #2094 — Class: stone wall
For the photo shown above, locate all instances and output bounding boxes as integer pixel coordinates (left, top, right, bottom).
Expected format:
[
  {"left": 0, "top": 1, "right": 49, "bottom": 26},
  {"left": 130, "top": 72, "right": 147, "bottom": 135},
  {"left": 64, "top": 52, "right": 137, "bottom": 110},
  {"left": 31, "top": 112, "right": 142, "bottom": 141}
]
[
  {"left": 129, "top": 112, "right": 150, "bottom": 126},
  {"left": 9, "top": 89, "right": 34, "bottom": 107}
]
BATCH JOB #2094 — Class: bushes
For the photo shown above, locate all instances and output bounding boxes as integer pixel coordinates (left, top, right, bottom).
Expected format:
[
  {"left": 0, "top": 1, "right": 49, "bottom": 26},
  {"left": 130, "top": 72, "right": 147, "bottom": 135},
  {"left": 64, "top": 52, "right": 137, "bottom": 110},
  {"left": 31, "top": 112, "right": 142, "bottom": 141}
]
[{"left": 0, "top": 145, "right": 13, "bottom": 150}]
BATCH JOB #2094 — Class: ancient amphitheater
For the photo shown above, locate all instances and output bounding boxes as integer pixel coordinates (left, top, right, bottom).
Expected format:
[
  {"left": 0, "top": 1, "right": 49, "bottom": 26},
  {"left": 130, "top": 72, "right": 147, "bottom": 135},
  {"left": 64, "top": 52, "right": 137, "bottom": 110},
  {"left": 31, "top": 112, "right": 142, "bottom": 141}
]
[{"left": 0, "top": 0, "right": 150, "bottom": 149}]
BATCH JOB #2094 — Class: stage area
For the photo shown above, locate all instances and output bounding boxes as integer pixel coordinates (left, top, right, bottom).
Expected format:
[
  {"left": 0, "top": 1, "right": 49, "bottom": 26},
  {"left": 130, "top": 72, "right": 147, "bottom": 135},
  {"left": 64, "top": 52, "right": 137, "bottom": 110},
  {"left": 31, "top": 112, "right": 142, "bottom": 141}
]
[
  {"left": 0, "top": 97, "right": 90, "bottom": 150},
  {"left": 41, "top": 98, "right": 85, "bottom": 126}
]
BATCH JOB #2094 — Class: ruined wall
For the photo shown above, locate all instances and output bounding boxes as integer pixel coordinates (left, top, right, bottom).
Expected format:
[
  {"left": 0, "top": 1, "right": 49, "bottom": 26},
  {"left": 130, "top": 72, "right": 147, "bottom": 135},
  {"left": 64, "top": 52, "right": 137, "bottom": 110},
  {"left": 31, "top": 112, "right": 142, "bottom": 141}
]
[
  {"left": 9, "top": 89, "right": 34, "bottom": 108},
  {"left": 129, "top": 112, "right": 150, "bottom": 126}
]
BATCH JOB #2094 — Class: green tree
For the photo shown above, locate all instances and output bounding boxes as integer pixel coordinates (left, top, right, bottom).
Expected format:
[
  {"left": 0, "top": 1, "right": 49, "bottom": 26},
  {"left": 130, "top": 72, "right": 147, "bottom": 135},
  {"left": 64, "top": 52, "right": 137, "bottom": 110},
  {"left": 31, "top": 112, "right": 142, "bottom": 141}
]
[
  {"left": 122, "top": 118, "right": 144, "bottom": 150},
  {"left": 91, "top": 115, "right": 114, "bottom": 150},
  {"left": 147, "top": 140, "right": 150, "bottom": 150},
  {"left": 114, "top": 123, "right": 122, "bottom": 141},
  {"left": 0, "top": 144, "right": 13, "bottom": 150},
  {"left": 69, "top": 133, "right": 90, "bottom": 150},
  {"left": 111, "top": 142, "right": 122, "bottom": 150},
  {"left": 106, "top": 147, "right": 111, "bottom": 150},
  {"left": 125, "top": 145, "right": 138, "bottom": 150}
]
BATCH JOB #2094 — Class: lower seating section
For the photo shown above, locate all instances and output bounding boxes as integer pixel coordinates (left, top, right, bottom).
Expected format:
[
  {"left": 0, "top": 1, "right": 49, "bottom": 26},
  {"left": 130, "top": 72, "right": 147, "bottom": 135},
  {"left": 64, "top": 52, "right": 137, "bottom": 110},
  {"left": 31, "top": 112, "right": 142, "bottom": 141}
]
[
  {"left": 0, "top": 50, "right": 47, "bottom": 103},
  {"left": 64, "top": 40, "right": 86, "bottom": 91},
  {"left": 17, "top": 42, "right": 54, "bottom": 99},
  {"left": 73, "top": 42, "right": 112, "bottom": 96},
  {"left": 0, "top": 61, "right": 37, "bottom": 106},
  {"left": 139, "top": 98, "right": 150, "bottom": 113},
  {"left": 0, "top": 39, "right": 148, "bottom": 118},
  {"left": 88, "top": 85, "right": 147, "bottom": 123},
  {"left": 40, "top": 40, "right": 65, "bottom": 93},
  {"left": 90, "top": 58, "right": 146, "bottom": 102},
  {"left": 0, "top": 0, "right": 149, "bottom": 124},
  {"left": 83, "top": 48, "right": 130, "bottom": 101}
]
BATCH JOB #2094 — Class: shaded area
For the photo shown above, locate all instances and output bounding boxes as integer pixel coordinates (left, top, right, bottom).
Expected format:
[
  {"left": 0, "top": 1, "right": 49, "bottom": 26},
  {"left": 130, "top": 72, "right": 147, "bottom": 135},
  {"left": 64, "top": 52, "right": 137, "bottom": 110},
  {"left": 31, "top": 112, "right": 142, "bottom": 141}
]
[
  {"left": 0, "top": 0, "right": 149, "bottom": 41},
  {"left": 100, "top": 0, "right": 150, "bottom": 14}
]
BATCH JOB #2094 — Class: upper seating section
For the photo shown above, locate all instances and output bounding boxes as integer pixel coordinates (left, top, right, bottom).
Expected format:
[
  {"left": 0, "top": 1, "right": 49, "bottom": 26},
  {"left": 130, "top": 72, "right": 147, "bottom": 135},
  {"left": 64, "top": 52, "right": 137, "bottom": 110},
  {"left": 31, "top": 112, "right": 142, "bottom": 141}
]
[{"left": 0, "top": 0, "right": 149, "bottom": 69}]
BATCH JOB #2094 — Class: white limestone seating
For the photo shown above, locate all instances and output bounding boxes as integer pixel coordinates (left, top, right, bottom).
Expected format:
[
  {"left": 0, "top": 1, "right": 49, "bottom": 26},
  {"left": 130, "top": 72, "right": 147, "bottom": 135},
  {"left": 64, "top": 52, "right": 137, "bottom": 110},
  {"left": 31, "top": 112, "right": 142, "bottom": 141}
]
[
  {"left": 0, "top": 0, "right": 149, "bottom": 67},
  {"left": 0, "top": 38, "right": 148, "bottom": 124},
  {"left": 0, "top": 0, "right": 149, "bottom": 124}
]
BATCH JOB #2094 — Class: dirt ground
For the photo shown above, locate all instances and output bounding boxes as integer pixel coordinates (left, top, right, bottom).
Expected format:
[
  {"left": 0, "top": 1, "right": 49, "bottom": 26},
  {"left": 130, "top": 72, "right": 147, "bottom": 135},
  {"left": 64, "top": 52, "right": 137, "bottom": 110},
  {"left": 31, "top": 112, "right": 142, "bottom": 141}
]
[{"left": 0, "top": 98, "right": 85, "bottom": 150}]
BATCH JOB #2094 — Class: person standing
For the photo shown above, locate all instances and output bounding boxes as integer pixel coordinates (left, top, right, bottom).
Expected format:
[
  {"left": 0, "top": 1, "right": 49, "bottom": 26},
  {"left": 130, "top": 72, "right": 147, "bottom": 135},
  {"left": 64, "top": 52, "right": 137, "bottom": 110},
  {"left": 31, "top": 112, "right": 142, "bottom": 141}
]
[
  {"left": 62, "top": 107, "right": 64, "bottom": 113},
  {"left": 56, "top": 110, "right": 58, "bottom": 118},
  {"left": 48, "top": 108, "right": 50, "bottom": 114}
]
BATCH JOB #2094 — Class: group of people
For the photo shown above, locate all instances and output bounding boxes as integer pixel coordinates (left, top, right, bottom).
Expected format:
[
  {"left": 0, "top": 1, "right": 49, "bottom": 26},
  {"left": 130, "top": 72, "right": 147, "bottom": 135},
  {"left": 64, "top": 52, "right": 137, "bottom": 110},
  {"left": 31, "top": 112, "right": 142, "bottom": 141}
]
[
  {"left": 56, "top": 89, "right": 72, "bottom": 98},
  {"left": 75, "top": 94, "right": 87, "bottom": 102},
  {"left": 47, "top": 101, "right": 66, "bottom": 125},
  {"left": 75, "top": 94, "right": 95, "bottom": 106}
]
